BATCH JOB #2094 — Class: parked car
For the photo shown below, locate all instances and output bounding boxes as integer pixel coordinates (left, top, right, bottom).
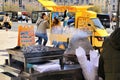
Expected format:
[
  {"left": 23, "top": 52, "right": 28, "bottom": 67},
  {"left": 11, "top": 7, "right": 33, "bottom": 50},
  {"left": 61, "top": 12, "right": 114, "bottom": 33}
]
[{"left": 0, "top": 15, "right": 4, "bottom": 29}]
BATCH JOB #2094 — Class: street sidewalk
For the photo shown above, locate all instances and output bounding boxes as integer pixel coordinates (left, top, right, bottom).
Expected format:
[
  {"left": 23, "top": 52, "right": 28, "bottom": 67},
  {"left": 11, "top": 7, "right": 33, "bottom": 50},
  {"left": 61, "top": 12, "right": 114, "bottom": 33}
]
[
  {"left": 0, "top": 29, "right": 52, "bottom": 65},
  {"left": 0, "top": 30, "right": 18, "bottom": 65},
  {"left": 0, "top": 30, "right": 18, "bottom": 71}
]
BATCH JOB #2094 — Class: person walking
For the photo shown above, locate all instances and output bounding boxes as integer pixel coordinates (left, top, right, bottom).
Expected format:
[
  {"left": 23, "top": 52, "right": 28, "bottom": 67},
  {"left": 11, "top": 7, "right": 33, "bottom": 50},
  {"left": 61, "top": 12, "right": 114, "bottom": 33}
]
[
  {"left": 3, "top": 14, "right": 10, "bottom": 31},
  {"left": 35, "top": 13, "right": 49, "bottom": 46},
  {"left": 25, "top": 16, "right": 29, "bottom": 23}
]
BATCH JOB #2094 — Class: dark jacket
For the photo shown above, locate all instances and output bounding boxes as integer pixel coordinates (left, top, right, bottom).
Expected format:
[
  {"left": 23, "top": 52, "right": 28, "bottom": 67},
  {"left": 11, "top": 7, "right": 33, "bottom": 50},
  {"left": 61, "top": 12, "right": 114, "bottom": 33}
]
[{"left": 102, "top": 28, "right": 120, "bottom": 80}]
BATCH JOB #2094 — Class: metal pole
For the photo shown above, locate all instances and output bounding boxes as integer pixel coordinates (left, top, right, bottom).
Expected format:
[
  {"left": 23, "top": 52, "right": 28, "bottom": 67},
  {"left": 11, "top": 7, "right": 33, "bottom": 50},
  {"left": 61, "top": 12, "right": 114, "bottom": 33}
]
[
  {"left": 106, "top": 0, "right": 109, "bottom": 13},
  {"left": 116, "top": 0, "right": 120, "bottom": 28}
]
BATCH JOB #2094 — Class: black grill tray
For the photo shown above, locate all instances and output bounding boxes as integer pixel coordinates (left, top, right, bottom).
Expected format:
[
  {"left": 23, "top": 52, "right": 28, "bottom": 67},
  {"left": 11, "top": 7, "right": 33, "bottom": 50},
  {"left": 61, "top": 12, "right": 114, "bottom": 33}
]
[{"left": 7, "top": 46, "right": 65, "bottom": 58}]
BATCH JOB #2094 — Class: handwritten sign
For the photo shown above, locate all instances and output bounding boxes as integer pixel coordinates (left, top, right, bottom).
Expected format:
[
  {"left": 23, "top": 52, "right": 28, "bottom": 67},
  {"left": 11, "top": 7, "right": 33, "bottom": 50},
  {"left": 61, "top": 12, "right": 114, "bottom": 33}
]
[{"left": 18, "top": 25, "right": 35, "bottom": 47}]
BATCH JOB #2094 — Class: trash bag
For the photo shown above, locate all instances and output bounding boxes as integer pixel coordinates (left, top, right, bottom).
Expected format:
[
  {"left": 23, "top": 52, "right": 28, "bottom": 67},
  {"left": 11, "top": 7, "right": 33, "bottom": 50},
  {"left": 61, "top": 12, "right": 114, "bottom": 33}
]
[{"left": 76, "top": 47, "right": 100, "bottom": 80}]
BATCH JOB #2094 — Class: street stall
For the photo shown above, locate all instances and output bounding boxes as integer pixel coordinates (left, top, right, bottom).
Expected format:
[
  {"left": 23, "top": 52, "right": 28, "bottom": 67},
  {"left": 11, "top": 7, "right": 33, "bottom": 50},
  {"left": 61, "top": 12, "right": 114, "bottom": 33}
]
[
  {"left": 7, "top": 45, "right": 65, "bottom": 72},
  {"left": 0, "top": 25, "right": 82, "bottom": 80},
  {"left": 37, "top": 0, "right": 108, "bottom": 53},
  {"left": 0, "top": 45, "right": 84, "bottom": 80}
]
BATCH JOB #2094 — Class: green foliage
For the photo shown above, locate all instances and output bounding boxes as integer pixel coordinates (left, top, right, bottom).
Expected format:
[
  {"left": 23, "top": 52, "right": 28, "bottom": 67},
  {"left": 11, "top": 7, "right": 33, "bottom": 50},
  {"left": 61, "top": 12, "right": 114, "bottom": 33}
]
[{"left": 88, "top": 5, "right": 102, "bottom": 13}]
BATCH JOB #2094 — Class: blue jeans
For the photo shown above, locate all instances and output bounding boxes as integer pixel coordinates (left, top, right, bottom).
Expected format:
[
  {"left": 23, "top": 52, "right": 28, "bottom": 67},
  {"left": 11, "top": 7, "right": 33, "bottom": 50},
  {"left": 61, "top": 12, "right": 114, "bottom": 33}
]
[{"left": 36, "top": 33, "right": 48, "bottom": 46}]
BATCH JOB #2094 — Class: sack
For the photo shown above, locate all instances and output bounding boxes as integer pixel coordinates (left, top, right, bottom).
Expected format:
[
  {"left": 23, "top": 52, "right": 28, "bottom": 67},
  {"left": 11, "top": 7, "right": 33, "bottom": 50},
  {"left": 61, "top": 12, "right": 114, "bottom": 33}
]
[{"left": 76, "top": 47, "right": 100, "bottom": 80}]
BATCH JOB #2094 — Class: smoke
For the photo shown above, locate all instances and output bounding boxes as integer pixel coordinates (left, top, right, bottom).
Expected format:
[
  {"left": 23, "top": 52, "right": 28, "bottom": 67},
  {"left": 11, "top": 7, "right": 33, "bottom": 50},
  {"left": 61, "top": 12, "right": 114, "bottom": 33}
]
[
  {"left": 69, "top": 29, "right": 93, "bottom": 55},
  {"left": 71, "top": 29, "right": 91, "bottom": 41}
]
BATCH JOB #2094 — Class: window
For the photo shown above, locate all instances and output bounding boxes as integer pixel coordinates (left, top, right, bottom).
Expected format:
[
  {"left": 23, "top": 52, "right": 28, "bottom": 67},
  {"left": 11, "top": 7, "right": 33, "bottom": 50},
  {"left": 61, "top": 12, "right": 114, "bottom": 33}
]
[
  {"left": 4, "top": 0, "right": 8, "bottom": 2},
  {"left": 113, "top": 0, "right": 115, "bottom": 3},
  {"left": 86, "top": 0, "right": 89, "bottom": 4},
  {"left": 12, "top": 0, "right": 15, "bottom": 3},
  {"left": 0, "top": 16, "right": 4, "bottom": 22},
  {"left": 65, "top": 0, "right": 67, "bottom": 3},
  {"left": 76, "top": 0, "right": 79, "bottom": 3},
  {"left": 71, "top": 0, "right": 73, "bottom": 3},
  {"left": 81, "top": 0, "right": 84, "bottom": 4},
  {"left": 54, "top": 0, "right": 57, "bottom": 2},
  {"left": 113, "top": 5, "right": 115, "bottom": 10},
  {"left": 91, "top": 18, "right": 104, "bottom": 29},
  {"left": 19, "top": 0, "right": 22, "bottom": 7},
  {"left": 59, "top": 0, "right": 62, "bottom": 2}
]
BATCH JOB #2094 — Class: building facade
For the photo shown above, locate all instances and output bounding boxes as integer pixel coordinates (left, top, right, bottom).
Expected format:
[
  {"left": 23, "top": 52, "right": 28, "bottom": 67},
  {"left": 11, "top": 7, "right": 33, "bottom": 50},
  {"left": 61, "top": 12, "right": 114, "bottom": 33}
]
[
  {"left": 109, "top": 0, "right": 118, "bottom": 14},
  {"left": 0, "top": 0, "right": 90, "bottom": 11},
  {"left": 0, "top": 0, "right": 40, "bottom": 11},
  {"left": 89, "top": 0, "right": 106, "bottom": 12},
  {"left": 53, "top": 0, "right": 89, "bottom": 5},
  {"left": 0, "top": 0, "right": 91, "bottom": 12},
  {"left": 0, "top": 0, "right": 3, "bottom": 11},
  {"left": 89, "top": 0, "right": 119, "bottom": 16}
]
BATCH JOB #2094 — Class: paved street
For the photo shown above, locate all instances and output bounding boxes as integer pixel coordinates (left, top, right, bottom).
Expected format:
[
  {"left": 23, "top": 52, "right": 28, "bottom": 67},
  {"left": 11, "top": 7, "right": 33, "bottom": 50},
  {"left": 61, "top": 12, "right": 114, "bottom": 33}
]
[{"left": 0, "top": 21, "right": 34, "bottom": 65}]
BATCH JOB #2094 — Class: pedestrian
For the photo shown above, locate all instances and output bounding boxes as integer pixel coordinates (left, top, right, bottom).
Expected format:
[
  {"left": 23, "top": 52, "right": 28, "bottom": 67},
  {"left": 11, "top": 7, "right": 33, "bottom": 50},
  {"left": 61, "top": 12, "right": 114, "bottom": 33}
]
[
  {"left": 51, "top": 17, "right": 65, "bottom": 48},
  {"left": 19, "top": 15, "right": 22, "bottom": 22},
  {"left": 35, "top": 13, "right": 49, "bottom": 46},
  {"left": 63, "top": 10, "right": 69, "bottom": 28},
  {"left": 101, "top": 28, "right": 120, "bottom": 80},
  {"left": 25, "top": 16, "right": 29, "bottom": 23},
  {"left": 51, "top": 17, "right": 62, "bottom": 33},
  {"left": 3, "top": 14, "right": 10, "bottom": 31}
]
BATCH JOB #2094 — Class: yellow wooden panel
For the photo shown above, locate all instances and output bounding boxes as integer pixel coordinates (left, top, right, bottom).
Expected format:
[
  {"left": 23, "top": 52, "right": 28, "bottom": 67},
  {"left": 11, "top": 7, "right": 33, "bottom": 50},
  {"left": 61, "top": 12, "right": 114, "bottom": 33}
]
[{"left": 49, "top": 34, "right": 68, "bottom": 42}]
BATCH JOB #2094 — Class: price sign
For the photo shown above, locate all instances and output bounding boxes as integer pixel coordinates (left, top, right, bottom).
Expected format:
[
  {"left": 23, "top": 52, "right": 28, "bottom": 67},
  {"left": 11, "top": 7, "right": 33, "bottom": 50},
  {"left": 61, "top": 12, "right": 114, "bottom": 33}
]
[{"left": 18, "top": 26, "right": 35, "bottom": 47}]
